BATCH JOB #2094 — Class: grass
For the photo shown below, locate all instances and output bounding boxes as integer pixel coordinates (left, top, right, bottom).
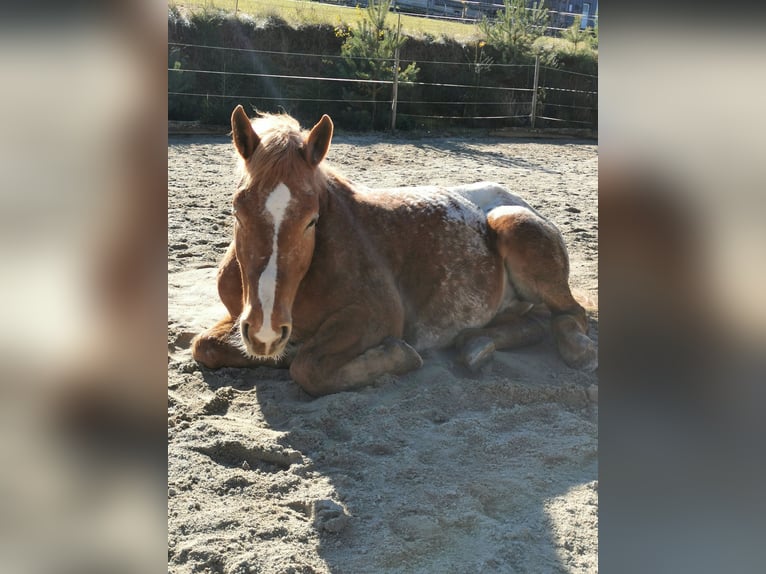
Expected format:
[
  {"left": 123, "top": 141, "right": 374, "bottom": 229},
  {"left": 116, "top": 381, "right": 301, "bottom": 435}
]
[
  {"left": 533, "top": 35, "right": 597, "bottom": 57},
  {"left": 170, "top": 1, "right": 597, "bottom": 57},
  {"left": 171, "top": 0, "right": 483, "bottom": 42}
]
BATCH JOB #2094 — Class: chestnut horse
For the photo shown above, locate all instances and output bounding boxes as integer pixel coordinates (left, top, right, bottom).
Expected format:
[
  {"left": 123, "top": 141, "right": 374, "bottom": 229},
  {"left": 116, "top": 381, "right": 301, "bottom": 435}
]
[{"left": 191, "top": 105, "right": 597, "bottom": 396}]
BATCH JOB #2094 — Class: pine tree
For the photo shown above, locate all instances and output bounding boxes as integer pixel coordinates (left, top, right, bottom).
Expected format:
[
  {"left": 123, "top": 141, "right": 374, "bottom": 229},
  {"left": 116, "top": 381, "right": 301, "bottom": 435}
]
[
  {"left": 479, "top": 0, "right": 549, "bottom": 62},
  {"left": 337, "top": 0, "right": 418, "bottom": 129},
  {"left": 561, "top": 15, "right": 592, "bottom": 53}
]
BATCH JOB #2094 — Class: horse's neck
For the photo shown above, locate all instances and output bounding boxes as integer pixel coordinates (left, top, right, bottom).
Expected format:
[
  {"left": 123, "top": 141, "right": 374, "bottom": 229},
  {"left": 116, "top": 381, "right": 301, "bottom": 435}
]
[
  {"left": 297, "top": 173, "right": 365, "bottom": 299},
  {"left": 317, "top": 173, "right": 380, "bottom": 261},
  {"left": 322, "top": 171, "right": 358, "bottom": 215}
]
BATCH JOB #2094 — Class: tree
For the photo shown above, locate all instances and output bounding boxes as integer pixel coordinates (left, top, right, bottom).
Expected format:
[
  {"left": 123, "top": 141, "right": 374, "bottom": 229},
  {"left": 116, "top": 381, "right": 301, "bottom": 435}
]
[
  {"left": 561, "top": 15, "right": 592, "bottom": 53},
  {"left": 479, "top": 0, "right": 549, "bottom": 62},
  {"left": 337, "top": 0, "right": 418, "bottom": 129}
]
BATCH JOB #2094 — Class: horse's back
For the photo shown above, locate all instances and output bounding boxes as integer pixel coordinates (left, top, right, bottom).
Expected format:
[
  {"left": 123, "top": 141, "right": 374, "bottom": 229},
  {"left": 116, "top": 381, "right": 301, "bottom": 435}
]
[
  {"left": 360, "top": 181, "right": 533, "bottom": 225},
  {"left": 368, "top": 181, "right": 536, "bottom": 217},
  {"left": 447, "top": 181, "right": 535, "bottom": 215}
]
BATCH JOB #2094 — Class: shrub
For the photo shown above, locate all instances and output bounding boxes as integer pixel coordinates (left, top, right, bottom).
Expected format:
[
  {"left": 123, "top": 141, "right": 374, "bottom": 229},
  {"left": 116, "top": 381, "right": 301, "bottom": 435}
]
[
  {"left": 479, "top": 0, "right": 549, "bottom": 63},
  {"left": 560, "top": 16, "right": 594, "bottom": 54},
  {"left": 337, "top": 0, "right": 418, "bottom": 129}
]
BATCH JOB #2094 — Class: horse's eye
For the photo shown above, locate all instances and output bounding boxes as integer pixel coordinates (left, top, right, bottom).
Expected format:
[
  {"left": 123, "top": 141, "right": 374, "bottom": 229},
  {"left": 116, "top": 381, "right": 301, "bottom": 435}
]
[{"left": 306, "top": 217, "right": 318, "bottom": 230}]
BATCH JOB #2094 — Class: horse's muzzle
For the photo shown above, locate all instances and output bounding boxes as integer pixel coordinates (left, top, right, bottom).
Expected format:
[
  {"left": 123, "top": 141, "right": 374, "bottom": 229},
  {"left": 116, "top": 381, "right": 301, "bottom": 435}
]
[{"left": 241, "top": 320, "right": 291, "bottom": 358}]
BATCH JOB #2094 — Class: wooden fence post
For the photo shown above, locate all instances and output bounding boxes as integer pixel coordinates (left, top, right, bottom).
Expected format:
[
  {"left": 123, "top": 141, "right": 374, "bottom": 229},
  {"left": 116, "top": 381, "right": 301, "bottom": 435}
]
[
  {"left": 390, "top": 14, "right": 402, "bottom": 133},
  {"left": 530, "top": 55, "right": 540, "bottom": 129}
]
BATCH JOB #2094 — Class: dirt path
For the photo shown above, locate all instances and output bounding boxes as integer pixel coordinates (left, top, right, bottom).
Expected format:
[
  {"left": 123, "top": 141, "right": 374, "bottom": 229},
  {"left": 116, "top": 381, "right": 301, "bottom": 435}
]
[{"left": 168, "top": 132, "right": 598, "bottom": 573}]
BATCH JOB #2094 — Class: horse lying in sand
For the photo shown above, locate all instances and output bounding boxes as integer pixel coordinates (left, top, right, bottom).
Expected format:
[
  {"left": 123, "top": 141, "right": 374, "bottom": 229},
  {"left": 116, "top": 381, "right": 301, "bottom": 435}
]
[{"left": 192, "top": 105, "right": 597, "bottom": 396}]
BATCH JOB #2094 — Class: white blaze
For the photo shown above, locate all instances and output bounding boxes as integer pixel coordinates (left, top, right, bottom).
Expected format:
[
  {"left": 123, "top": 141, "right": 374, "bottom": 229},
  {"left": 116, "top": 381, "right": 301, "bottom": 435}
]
[{"left": 254, "top": 182, "right": 292, "bottom": 344}]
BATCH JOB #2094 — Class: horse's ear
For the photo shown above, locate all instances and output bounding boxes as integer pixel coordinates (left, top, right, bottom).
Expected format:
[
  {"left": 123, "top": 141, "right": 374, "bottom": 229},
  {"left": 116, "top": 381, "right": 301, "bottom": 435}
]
[
  {"left": 231, "top": 105, "right": 259, "bottom": 159},
  {"left": 304, "top": 114, "right": 334, "bottom": 167}
]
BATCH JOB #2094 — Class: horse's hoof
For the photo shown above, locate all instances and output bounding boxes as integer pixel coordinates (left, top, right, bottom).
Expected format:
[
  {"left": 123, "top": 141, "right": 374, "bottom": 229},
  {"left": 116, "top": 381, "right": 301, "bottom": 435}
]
[
  {"left": 461, "top": 336, "right": 496, "bottom": 372},
  {"left": 563, "top": 336, "right": 598, "bottom": 372},
  {"left": 575, "top": 348, "right": 598, "bottom": 372},
  {"left": 382, "top": 337, "right": 424, "bottom": 374}
]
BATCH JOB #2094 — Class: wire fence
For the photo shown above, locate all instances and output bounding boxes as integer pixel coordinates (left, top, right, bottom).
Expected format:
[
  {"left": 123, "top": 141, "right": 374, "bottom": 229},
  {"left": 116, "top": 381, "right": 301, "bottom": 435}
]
[{"left": 168, "top": 40, "right": 597, "bottom": 131}]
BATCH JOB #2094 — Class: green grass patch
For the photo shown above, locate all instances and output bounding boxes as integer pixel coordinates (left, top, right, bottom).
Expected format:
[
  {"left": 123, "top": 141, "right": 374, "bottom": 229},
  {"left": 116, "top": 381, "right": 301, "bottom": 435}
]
[
  {"left": 171, "top": 1, "right": 594, "bottom": 57},
  {"left": 171, "top": 0, "right": 482, "bottom": 42},
  {"left": 533, "top": 35, "right": 597, "bottom": 58}
]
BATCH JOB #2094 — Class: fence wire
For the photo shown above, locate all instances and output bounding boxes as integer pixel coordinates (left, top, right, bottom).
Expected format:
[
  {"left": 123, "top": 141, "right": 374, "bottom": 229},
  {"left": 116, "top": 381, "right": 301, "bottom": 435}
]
[{"left": 168, "top": 43, "right": 597, "bottom": 128}]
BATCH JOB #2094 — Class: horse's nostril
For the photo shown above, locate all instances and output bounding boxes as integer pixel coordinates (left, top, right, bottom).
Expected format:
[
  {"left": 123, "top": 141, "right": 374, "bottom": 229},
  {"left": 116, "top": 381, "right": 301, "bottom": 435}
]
[
  {"left": 280, "top": 326, "right": 289, "bottom": 341},
  {"left": 242, "top": 322, "right": 249, "bottom": 341}
]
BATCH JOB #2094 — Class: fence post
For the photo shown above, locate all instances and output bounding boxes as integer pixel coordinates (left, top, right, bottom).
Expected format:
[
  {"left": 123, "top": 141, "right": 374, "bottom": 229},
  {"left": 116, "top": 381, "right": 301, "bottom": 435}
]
[
  {"left": 530, "top": 55, "right": 540, "bottom": 129},
  {"left": 222, "top": 45, "right": 227, "bottom": 100},
  {"left": 390, "top": 14, "right": 401, "bottom": 133}
]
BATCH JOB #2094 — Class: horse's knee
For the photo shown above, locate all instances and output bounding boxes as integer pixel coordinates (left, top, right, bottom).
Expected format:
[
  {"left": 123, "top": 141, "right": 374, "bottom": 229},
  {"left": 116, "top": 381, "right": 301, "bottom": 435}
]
[
  {"left": 191, "top": 317, "right": 242, "bottom": 369},
  {"left": 289, "top": 358, "right": 327, "bottom": 397},
  {"left": 191, "top": 335, "right": 223, "bottom": 369},
  {"left": 289, "top": 360, "right": 349, "bottom": 397}
]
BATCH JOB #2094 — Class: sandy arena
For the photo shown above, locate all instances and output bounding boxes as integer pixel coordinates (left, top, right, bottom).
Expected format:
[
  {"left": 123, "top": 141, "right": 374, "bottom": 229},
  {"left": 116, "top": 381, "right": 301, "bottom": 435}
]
[{"left": 168, "top": 130, "right": 598, "bottom": 573}]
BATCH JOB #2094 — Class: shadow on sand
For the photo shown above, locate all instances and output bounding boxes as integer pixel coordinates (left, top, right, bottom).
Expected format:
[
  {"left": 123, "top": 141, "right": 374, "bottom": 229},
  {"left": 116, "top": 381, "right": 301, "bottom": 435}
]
[{"left": 189, "top": 335, "right": 597, "bottom": 573}]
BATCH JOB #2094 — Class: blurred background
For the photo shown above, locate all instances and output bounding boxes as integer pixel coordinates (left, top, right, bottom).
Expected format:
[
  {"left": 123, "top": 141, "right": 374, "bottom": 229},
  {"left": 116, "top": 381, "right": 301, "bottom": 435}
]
[
  {"left": 599, "top": 2, "right": 766, "bottom": 572},
  {"left": 0, "top": 1, "right": 167, "bottom": 572},
  {"left": 0, "top": 0, "right": 763, "bottom": 572}
]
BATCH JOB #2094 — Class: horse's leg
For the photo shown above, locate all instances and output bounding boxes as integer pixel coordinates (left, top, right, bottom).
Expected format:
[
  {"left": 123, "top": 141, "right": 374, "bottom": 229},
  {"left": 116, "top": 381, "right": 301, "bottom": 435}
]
[
  {"left": 289, "top": 307, "right": 423, "bottom": 396},
  {"left": 191, "top": 242, "right": 275, "bottom": 369},
  {"left": 454, "top": 305, "right": 549, "bottom": 370},
  {"left": 215, "top": 241, "right": 244, "bottom": 318},
  {"left": 486, "top": 206, "right": 597, "bottom": 371},
  {"left": 191, "top": 316, "right": 256, "bottom": 368}
]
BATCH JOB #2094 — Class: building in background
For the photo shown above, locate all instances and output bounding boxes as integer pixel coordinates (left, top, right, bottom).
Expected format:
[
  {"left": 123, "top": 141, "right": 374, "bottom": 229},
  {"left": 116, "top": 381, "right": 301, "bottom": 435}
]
[
  {"left": 390, "top": 0, "right": 598, "bottom": 31},
  {"left": 529, "top": 0, "right": 598, "bottom": 30}
]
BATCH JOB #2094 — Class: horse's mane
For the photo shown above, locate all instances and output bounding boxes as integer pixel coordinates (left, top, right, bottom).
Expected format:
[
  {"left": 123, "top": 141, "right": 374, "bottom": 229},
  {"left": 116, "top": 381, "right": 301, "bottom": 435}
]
[{"left": 236, "top": 112, "right": 335, "bottom": 191}]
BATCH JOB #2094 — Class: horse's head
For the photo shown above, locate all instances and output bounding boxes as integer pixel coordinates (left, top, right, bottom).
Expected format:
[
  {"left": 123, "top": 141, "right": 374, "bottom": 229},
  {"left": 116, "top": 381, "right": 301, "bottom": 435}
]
[{"left": 229, "top": 105, "right": 333, "bottom": 359}]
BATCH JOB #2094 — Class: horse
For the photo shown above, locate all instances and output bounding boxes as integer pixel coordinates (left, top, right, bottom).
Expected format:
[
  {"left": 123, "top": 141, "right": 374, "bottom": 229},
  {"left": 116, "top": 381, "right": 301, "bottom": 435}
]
[{"left": 191, "top": 105, "right": 597, "bottom": 396}]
